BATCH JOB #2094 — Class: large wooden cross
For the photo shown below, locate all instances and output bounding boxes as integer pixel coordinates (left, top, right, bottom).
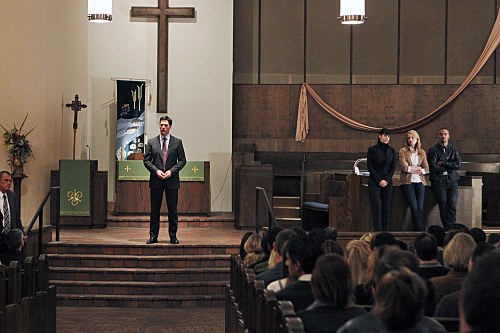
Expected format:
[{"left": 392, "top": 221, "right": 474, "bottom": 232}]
[
  {"left": 131, "top": 0, "right": 195, "bottom": 114},
  {"left": 65, "top": 94, "right": 87, "bottom": 160}
]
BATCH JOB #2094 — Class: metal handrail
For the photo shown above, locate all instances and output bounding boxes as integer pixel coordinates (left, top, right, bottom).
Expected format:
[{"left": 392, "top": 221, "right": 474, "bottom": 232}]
[
  {"left": 255, "top": 187, "right": 278, "bottom": 232},
  {"left": 26, "top": 186, "right": 60, "bottom": 256}
]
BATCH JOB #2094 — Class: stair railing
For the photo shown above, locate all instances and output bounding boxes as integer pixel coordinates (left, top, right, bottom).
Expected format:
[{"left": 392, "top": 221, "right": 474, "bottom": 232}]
[
  {"left": 26, "top": 186, "right": 60, "bottom": 256},
  {"left": 255, "top": 187, "right": 278, "bottom": 232}
]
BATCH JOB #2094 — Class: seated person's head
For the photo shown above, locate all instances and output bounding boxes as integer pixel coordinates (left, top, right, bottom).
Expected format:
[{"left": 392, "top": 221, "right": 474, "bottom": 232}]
[
  {"left": 239, "top": 231, "right": 254, "bottom": 260},
  {"left": 243, "top": 233, "right": 264, "bottom": 265},
  {"left": 427, "top": 225, "right": 445, "bottom": 248},
  {"left": 346, "top": 239, "right": 372, "bottom": 286},
  {"left": 291, "top": 226, "right": 307, "bottom": 237},
  {"left": 375, "top": 248, "right": 419, "bottom": 282},
  {"left": 285, "top": 236, "right": 323, "bottom": 279},
  {"left": 469, "top": 242, "right": 495, "bottom": 271},
  {"left": 444, "top": 229, "right": 461, "bottom": 247},
  {"left": 6, "top": 229, "right": 23, "bottom": 251},
  {"left": 308, "top": 227, "right": 327, "bottom": 244},
  {"left": 374, "top": 268, "right": 427, "bottom": 331},
  {"left": 469, "top": 227, "right": 486, "bottom": 244},
  {"left": 463, "top": 250, "right": 500, "bottom": 333},
  {"left": 413, "top": 232, "right": 438, "bottom": 261},
  {"left": 311, "top": 254, "right": 352, "bottom": 308},
  {"left": 487, "top": 233, "right": 500, "bottom": 246},
  {"left": 451, "top": 223, "right": 470, "bottom": 234},
  {"left": 266, "top": 227, "right": 283, "bottom": 251},
  {"left": 443, "top": 232, "right": 476, "bottom": 272},
  {"left": 373, "top": 232, "right": 396, "bottom": 249},
  {"left": 324, "top": 227, "right": 338, "bottom": 241},
  {"left": 321, "top": 239, "right": 344, "bottom": 256},
  {"left": 394, "top": 238, "right": 408, "bottom": 251},
  {"left": 275, "top": 229, "right": 297, "bottom": 258}
]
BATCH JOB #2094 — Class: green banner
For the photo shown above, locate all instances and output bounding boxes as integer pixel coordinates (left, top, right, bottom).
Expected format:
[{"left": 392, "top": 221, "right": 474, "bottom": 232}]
[
  {"left": 60, "top": 160, "right": 91, "bottom": 216},
  {"left": 117, "top": 160, "right": 204, "bottom": 181}
]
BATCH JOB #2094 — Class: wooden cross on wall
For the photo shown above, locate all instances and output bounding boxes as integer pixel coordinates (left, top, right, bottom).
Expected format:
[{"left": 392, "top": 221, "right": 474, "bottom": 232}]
[{"left": 131, "top": 0, "right": 195, "bottom": 114}]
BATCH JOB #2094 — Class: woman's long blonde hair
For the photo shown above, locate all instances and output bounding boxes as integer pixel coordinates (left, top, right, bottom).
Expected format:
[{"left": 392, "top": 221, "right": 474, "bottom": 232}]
[{"left": 404, "top": 130, "right": 421, "bottom": 150}]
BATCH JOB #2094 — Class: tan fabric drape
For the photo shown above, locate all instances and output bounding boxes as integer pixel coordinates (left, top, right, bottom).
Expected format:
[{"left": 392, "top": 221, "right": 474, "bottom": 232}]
[{"left": 296, "top": 9, "right": 500, "bottom": 142}]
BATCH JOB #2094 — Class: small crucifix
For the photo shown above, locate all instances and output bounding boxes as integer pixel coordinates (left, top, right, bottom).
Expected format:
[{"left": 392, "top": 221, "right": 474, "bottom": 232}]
[
  {"left": 131, "top": 0, "right": 195, "bottom": 113},
  {"left": 65, "top": 94, "right": 87, "bottom": 160}
]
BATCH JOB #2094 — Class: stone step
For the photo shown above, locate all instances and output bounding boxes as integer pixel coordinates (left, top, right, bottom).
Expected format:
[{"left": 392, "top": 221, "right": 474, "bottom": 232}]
[
  {"left": 273, "top": 196, "right": 300, "bottom": 207},
  {"left": 273, "top": 206, "right": 300, "bottom": 218},
  {"left": 56, "top": 293, "right": 225, "bottom": 308},
  {"left": 50, "top": 267, "right": 229, "bottom": 282},
  {"left": 52, "top": 280, "right": 227, "bottom": 296},
  {"left": 45, "top": 243, "right": 239, "bottom": 256},
  {"left": 48, "top": 254, "right": 230, "bottom": 269}
]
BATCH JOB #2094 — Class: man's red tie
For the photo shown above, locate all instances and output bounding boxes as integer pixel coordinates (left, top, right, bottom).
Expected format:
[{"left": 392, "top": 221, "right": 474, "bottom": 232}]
[{"left": 162, "top": 137, "right": 167, "bottom": 172}]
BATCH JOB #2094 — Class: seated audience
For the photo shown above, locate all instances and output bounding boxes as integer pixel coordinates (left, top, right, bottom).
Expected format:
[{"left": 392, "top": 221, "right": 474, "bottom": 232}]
[
  {"left": 256, "top": 228, "right": 295, "bottom": 286},
  {"left": 427, "top": 225, "right": 446, "bottom": 266},
  {"left": 243, "top": 233, "right": 264, "bottom": 265},
  {"left": 469, "top": 227, "right": 486, "bottom": 244},
  {"left": 239, "top": 231, "right": 253, "bottom": 261},
  {"left": 321, "top": 239, "right": 344, "bottom": 256},
  {"left": 253, "top": 227, "right": 282, "bottom": 273},
  {"left": 486, "top": 233, "right": 500, "bottom": 247},
  {"left": 462, "top": 250, "right": 500, "bottom": 333},
  {"left": 291, "top": 226, "right": 307, "bottom": 237},
  {"left": 308, "top": 227, "right": 328, "bottom": 244},
  {"left": 276, "top": 236, "right": 323, "bottom": 311},
  {"left": 372, "top": 232, "right": 396, "bottom": 249},
  {"left": 248, "top": 233, "right": 270, "bottom": 270},
  {"left": 430, "top": 232, "right": 476, "bottom": 305},
  {"left": 450, "top": 222, "right": 470, "bottom": 234},
  {"left": 345, "top": 239, "right": 372, "bottom": 287},
  {"left": 353, "top": 245, "right": 395, "bottom": 305},
  {"left": 393, "top": 238, "right": 408, "bottom": 251},
  {"left": 324, "top": 227, "right": 338, "bottom": 241},
  {"left": 0, "top": 229, "right": 27, "bottom": 267},
  {"left": 433, "top": 242, "right": 495, "bottom": 318},
  {"left": 414, "top": 232, "right": 450, "bottom": 280},
  {"left": 267, "top": 247, "right": 295, "bottom": 293},
  {"left": 338, "top": 257, "right": 446, "bottom": 332},
  {"left": 297, "top": 254, "right": 366, "bottom": 333},
  {"left": 359, "top": 232, "right": 374, "bottom": 246}
]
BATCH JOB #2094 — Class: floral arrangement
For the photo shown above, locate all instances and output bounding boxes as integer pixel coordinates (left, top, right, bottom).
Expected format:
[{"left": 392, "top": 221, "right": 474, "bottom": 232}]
[{"left": 1, "top": 114, "right": 35, "bottom": 171}]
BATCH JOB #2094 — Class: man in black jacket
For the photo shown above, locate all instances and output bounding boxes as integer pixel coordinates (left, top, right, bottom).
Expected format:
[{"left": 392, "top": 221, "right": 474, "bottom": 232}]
[{"left": 427, "top": 128, "right": 461, "bottom": 231}]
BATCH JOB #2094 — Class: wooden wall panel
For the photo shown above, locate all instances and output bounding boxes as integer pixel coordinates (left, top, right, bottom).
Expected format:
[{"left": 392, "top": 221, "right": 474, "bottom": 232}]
[{"left": 233, "top": 84, "right": 500, "bottom": 154}]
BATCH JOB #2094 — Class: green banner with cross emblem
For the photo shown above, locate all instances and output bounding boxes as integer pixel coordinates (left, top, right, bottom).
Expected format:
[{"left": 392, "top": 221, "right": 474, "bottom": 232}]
[
  {"left": 60, "top": 159, "right": 91, "bottom": 216},
  {"left": 117, "top": 160, "right": 204, "bottom": 181}
]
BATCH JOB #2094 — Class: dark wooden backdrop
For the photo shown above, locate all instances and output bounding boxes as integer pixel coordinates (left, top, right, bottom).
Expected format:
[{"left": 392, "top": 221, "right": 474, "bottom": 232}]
[{"left": 233, "top": 84, "right": 500, "bottom": 154}]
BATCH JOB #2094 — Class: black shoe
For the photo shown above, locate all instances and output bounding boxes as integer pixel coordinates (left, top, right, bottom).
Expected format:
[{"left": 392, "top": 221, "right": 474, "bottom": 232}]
[
  {"left": 146, "top": 237, "right": 157, "bottom": 244},
  {"left": 170, "top": 237, "right": 179, "bottom": 244}
]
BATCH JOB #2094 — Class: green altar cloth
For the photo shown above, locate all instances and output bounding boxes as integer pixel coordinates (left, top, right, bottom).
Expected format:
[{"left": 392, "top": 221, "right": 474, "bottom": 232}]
[
  {"left": 117, "top": 160, "right": 205, "bottom": 181},
  {"left": 60, "top": 159, "right": 91, "bottom": 216}
]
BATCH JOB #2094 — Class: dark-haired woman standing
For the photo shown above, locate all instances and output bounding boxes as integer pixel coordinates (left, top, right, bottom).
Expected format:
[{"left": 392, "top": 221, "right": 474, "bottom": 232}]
[{"left": 367, "top": 128, "right": 396, "bottom": 231}]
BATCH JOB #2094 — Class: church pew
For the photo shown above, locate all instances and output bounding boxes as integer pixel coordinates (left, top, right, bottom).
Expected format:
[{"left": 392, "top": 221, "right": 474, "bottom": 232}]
[
  {"left": 0, "top": 255, "right": 56, "bottom": 333},
  {"left": 434, "top": 317, "right": 459, "bottom": 333}
]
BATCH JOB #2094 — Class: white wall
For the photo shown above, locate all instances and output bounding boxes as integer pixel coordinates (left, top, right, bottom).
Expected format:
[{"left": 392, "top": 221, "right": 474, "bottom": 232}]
[
  {"left": 88, "top": 0, "right": 233, "bottom": 212},
  {"left": 0, "top": 1, "right": 88, "bottom": 227}
]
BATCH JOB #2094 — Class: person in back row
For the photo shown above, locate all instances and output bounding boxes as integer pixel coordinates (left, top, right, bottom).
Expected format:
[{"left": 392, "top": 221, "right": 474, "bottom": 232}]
[
  {"left": 256, "top": 228, "right": 295, "bottom": 287},
  {"left": 414, "top": 232, "right": 450, "bottom": 280}
]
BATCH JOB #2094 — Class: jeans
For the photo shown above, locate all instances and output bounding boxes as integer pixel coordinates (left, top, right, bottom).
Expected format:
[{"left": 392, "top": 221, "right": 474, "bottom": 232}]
[
  {"left": 431, "top": 179, "right": 459, "bottom": 231},
  {"left": 401, "top": 183, "right": 426, "bottom": 231},
  {"left": 369, "top": 178, "right": 393, "bottom": 231}
]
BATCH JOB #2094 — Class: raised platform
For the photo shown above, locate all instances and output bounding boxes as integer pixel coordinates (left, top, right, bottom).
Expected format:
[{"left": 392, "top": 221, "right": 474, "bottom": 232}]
[
  {"left": 46, "top": 222, "right": 247, "bottom": 308},
  {"left": 106, "top": 212, "right": 235, "bottom": 228}
]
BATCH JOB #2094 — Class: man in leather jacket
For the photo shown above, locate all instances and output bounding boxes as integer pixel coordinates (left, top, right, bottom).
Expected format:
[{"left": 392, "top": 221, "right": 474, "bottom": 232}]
[{"left": 427, "top": 128, "right": 462, "bottom": 231}]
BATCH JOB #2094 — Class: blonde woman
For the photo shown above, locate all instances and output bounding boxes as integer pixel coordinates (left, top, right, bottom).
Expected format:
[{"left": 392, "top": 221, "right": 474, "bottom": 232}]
[
  {"left": 243, "top": 233, "right": 264, "bottom": 265},
  {"left": 399, "top": 130, "right": 429, "bottom": 231},
  {"left": 346, "top": 240, "right": 372, "bottom": 286}
]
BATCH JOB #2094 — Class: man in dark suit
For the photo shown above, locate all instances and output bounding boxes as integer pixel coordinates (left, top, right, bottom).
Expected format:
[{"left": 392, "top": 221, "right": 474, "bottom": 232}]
[
  {"left": 0, "top": 171, "right": 26, "bottom": 254},
  {"left": 143, "top": 116, "right": 186, "bottom": 244}
]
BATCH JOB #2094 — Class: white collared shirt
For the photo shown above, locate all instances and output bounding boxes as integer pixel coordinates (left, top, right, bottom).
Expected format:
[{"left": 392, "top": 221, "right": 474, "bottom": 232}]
[{"left": 161, "top": 134, "right": 171, "bottom": 151}]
